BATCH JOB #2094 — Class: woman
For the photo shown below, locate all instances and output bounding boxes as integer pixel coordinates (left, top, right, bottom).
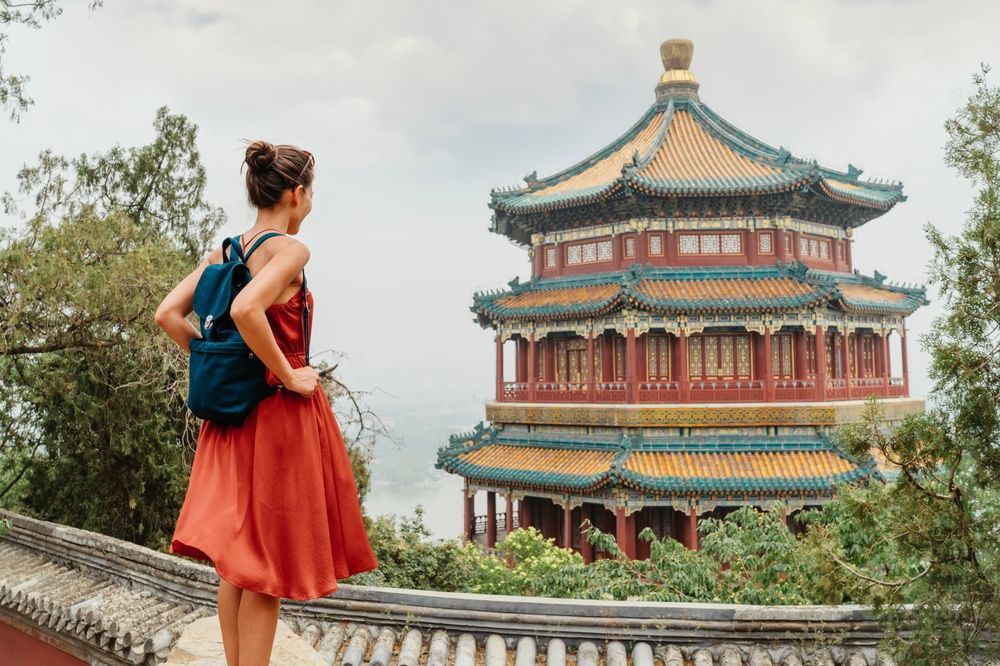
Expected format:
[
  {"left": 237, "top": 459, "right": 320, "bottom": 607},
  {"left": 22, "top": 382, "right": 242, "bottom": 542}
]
[{"left": 155, "top": 141, "right": 378, "bottom": 666}]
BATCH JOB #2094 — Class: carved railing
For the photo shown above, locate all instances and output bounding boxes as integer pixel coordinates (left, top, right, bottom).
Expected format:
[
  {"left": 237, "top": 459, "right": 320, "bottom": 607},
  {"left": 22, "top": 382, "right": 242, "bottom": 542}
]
[
  {"left": 688, "top": 380, "right": 764, "bottom": 402},
  {"left": 501, "top": 382, "right": 529, "bottom": 401},
  {"left": 472, "top": 510, "right": 517, "bottom": 535},
  {"left": 773, "top": 379, "right": 817, "bottom": 401},
  {"left": 637, "top": 382, "right": 680, "bottom": 402},
  {"left": 826, "top": 378, "right": 848, "bottom": 400},
  {"left": 596, "top": 382, "right": 628, "bottom": 403},
  {"left": 535, "top": 382, "right": 588, "bottom": 402}
]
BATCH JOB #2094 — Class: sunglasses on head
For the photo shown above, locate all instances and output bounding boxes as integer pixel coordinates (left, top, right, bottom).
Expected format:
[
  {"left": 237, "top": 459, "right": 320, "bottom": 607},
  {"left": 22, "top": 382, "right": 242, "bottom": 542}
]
[{"left": 293, "top": 151, "right": 315, "bottom": 188}]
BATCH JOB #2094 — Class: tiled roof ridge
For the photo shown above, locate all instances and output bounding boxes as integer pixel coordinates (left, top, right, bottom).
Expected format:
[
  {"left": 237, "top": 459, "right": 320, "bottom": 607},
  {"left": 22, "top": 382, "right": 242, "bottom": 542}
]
[
  {"left": 0, "top": 509, "right": 911, "bottom": 664},
  {"left": 492, "top": 105, "right": 666, "bottom": 197}
]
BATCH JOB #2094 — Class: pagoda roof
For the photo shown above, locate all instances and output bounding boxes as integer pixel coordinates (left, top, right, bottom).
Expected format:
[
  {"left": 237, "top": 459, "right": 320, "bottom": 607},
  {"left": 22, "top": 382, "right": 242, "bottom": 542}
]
[
  {"left": 489, "top": 42, "right": 905, "bottom": 242},
  {"left": 435, "top": 424, "right": 879, "bottom": 495},
  {"left": 472, "top": 263, "right": 928, "bottom": 325}
]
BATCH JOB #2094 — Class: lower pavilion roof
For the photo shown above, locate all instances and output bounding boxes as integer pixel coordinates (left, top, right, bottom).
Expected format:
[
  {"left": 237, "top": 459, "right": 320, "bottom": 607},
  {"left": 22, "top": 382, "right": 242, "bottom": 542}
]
[
  {"left": 472, "top": 262, "right": 927, "bottom": 325},
  {"left": 435, "top": 425, "right": 879, "bottom": 496}
]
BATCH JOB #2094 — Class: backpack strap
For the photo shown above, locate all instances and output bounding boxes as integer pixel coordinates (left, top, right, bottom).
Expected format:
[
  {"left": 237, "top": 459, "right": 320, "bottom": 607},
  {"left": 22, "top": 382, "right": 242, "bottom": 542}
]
[
  {"left": 222, "top": 236, "right": 245, "bottom": 263},
  {"left": 301, "top": 271, "right": 310, "bottom": 365},
  {"left": 244, "top": 231, "right": 285, "bottom": 261}
]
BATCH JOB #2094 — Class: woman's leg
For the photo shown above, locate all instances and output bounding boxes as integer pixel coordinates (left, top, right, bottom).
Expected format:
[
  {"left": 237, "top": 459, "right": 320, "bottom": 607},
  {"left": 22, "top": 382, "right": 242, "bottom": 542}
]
[
  {"left": 238, "top": 589, "right": 281, "bottom": 666},
  {"left": 217, "top": 578, "right": 243, "bottom": 666}
]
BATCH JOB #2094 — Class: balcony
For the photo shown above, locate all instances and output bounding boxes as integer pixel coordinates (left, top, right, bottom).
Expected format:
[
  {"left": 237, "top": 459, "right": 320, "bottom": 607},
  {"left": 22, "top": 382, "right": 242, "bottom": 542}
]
[{"left": 499, "top": 377, "right": 907, "bottom": 404}]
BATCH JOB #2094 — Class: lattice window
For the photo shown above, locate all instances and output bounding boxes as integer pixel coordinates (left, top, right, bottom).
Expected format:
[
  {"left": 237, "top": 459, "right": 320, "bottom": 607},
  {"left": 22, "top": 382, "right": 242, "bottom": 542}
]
[
  {"left": 678, "top": 234, "right": 699, "bottom": 254},
  {"left": 799, "top": 237, "right": 809, "bottom": 256},
  {"left": 784, "top": 233, "right": 793, "bottom": 253},
  {"left": 566, "top": 241, "right": 612, "bottom": 265},
  {"left": 720, "top": 233, "right": 741, "bottom": 254},
  {"left": 838, "top": 240, "right": 846, "bottom": 262},
  {"left": 593, "top": 339, "right": 602, "bottom": 381},
  {"left": 735, "top": 336, "right": 751, "bottom": 377},
  {"left": 701, "top": 234, "right": 721, "bottom": 254},
  {"left": 688, "top": 337, "right": 703, "bottom": 378},
  {"left": 614, "top": 336, "right": 626, "bottom": 381},
  {"left": 771, "top": 333, "right": 794, "bottom": 379},
  {"left": 688, "top": 334, "right": 752, "bottom": 380},
  {"left": 649, "top": 234, "right": 664, "bottom": 256},
  {"left": 719, "top": 336, "right": 734, "bottom": 375},
  {"left": 758, "top": 231, "right": 773, "bottom": 255},
  {"left": 597, "top": 240, "right": 613, "bottom": 261},
  {"left": 819, "top": 241, "right": 830, "bottom": 259},
  {"left": 624, "top": 237, "right": 636, "bottom": 258},
  {"left": 646, "top": 335, "right": 670, "bottom": 380},
  {"left": 545, "top": 247, "right": 556, "bottom": 268},
  {"left": 804, "top": 332, "right": 817, "bottom": 376},
  {"left": 556, "top": 339, "right": 568, "bottom": 380},
  {"left": 861, "top": 335, "right": 876, "bottom": 377}
]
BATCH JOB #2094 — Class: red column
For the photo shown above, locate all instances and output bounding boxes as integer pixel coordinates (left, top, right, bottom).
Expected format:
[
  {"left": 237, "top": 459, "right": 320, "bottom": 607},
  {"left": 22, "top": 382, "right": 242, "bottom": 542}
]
[
  {"left": 815, "top": 325, "right": 827, "bottom": 401},
  {"left": 686, "top": 508, "right": 699, "bottom": 551},
  {"left": 844, "top": 332, "right": 853, "bottom": 400},
  {"left": 678, "top": 330, "right": 689, "bottom": 402},
  {"left": 463, "top": 488, "right": 474, "bottom": 541},
  {"left": 505, "top": 494, "right": 514, "bottom": 534},
  {"left": 486, "top": 491, "right": 497, "bottom": 548},
  {"left": 793, "top": 331, "right": 807, "bottom": 381},
  {"left": 580, "top": 504, "right": 593, "bottom": 563},
  {"left": 626, "top": 329, "right": 638, "bottom": 403},
  {"left": 881, "top": 332, "right": 890, "bottom": 397},
  {"left": 519, "top": 497, "right": 530, "bottom": 529},
  {"left": 528, "top": 336, "right": 537, "bottom": 402},
  {"left": 587, "top": 331, "right": 596, "bottom": 402},
  {"left": 562, "top": 503, "right": 573, "bottom": 550},
  {"left": 495, "top": 336, "right": 504, "bottom": 401},
  {"left": 762, "top": 328, "right": 774, "bottom": 401},
  {"left": 615, "top": 506, "right": 629, "bottom": 557},
  {"left": 625, "top": 511, "right": 637, "bottom": 558},
  {"left": 516, "top": 338, "right": 527, "bottom": 383},
  {"left": 901, "top": 330, "right": 910, "bottom": 396}
]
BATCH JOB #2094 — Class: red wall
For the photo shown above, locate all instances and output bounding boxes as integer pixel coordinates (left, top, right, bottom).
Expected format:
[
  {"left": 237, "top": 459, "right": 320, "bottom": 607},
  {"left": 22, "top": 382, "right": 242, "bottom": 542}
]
[
  {"left": 0, "top": 619, "right": 87, "bottom": 666},
  {"left": 533, "top": 229, "right": 853, "bottom": 278}
]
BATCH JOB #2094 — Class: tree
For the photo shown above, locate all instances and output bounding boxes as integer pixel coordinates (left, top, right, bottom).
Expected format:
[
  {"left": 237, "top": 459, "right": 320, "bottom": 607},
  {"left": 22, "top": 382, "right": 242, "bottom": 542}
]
[
  {"left": 0, "top": 107, "right": 223, "bottom": 546},
  {"left": 800, "top": 67, "right": 1000, "bottom": 665},
  {"left": 0, "top": 0, "right": 102, "bottom": 122}
]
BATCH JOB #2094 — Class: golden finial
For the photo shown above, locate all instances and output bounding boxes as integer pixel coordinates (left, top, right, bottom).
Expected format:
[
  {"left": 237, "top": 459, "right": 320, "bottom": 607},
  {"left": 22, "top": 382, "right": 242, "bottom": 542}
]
[{"left": 656, "top": 38, "right": 699, "bottom": 101}]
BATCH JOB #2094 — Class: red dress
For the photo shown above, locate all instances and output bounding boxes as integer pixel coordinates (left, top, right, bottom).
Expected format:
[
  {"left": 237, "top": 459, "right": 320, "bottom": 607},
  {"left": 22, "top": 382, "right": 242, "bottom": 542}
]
[{"left": 169, "top": 288, "right": 378, "bottom": 600}]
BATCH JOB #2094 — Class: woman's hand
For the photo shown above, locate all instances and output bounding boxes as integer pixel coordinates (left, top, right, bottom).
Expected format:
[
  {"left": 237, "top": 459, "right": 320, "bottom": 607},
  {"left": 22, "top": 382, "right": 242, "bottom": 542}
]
[{"left": 284, "top": 366, "right": 320, "bottom": 398}]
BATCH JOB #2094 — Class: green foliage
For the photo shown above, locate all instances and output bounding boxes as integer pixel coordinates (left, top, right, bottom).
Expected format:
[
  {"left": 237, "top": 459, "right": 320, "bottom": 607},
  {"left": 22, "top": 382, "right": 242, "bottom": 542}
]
[
  {"left": 359, "top": 504, "right": 840, "bottom": 606},
  {"left": 344, "top": 505, "right": 475, "bottom": 591},
  {"left": 799, "top": 66, "right": 1000, "bottom": 665},
  {"left": 0, "top": 108, "right": 222, "bottom": 546}
]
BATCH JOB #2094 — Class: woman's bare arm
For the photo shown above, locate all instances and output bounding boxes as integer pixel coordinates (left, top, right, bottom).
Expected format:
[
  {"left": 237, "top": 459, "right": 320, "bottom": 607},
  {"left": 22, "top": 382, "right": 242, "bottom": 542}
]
[
  {"left": 154, "top": 248, "right": 222, "bottom": 352},
  {"left": 229, "top": 238, "right": 313, "bottom": 390}
]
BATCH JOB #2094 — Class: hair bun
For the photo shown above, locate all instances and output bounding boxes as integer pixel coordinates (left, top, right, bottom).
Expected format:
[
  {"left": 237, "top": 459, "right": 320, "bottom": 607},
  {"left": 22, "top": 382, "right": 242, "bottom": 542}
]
[{"left": 245, "top": 140, "right": 277, "bottom": 173}]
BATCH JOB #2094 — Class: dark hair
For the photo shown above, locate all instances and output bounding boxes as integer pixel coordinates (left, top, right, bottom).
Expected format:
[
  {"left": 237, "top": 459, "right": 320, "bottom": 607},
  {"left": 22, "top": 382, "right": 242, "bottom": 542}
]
[{"left": 242, "top": 140, "right": 315, "bottom": 208}]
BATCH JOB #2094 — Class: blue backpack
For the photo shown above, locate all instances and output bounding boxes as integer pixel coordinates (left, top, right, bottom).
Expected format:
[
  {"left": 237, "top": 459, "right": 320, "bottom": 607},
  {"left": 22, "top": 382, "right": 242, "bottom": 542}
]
[{"left": 187, "top": 232, "right": 304, "bottom": 425}]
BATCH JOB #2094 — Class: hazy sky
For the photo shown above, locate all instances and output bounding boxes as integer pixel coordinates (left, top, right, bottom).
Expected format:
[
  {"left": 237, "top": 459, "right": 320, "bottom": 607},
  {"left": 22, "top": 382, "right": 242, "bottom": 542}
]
[{"left": 3, "top": 1, "right": 998, "bottom": 537}]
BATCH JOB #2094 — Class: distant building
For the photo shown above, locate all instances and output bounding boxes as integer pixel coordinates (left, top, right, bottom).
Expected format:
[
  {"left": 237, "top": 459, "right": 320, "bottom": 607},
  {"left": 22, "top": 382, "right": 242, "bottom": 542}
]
[{"left": 437, "top": 39, "right": 927, "bottom": 559}]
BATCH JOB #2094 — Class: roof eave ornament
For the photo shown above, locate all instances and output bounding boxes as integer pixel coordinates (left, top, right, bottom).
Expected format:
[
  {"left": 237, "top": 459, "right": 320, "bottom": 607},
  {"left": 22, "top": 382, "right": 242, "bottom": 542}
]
[{"left": 655, "top": 38, "right": 700, "bottom": 104}]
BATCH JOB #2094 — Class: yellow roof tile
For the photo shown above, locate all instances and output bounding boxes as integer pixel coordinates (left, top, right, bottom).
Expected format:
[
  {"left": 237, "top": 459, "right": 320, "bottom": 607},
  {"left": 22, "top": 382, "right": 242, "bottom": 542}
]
[
  {"left": 458, "top": 445, "right": 614, "bottom": 476},
  {"left": 838, "top": 283, "right": 907, "bottom": 304},
  {"left": 496, "top": 284, "right": 619, "bottom": 309},
  {"left": 639, "top": 111, "right": 779, "bottom": 182},
  {"left": 625, "top": 450, "right": 854, "bottom": 480}
]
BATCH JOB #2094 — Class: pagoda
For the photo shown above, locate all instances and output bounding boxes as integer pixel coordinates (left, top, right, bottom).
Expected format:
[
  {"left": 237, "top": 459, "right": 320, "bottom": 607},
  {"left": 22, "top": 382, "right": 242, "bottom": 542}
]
[{"left": 436, "top": 39, "right": 927, "bottom": 560}]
